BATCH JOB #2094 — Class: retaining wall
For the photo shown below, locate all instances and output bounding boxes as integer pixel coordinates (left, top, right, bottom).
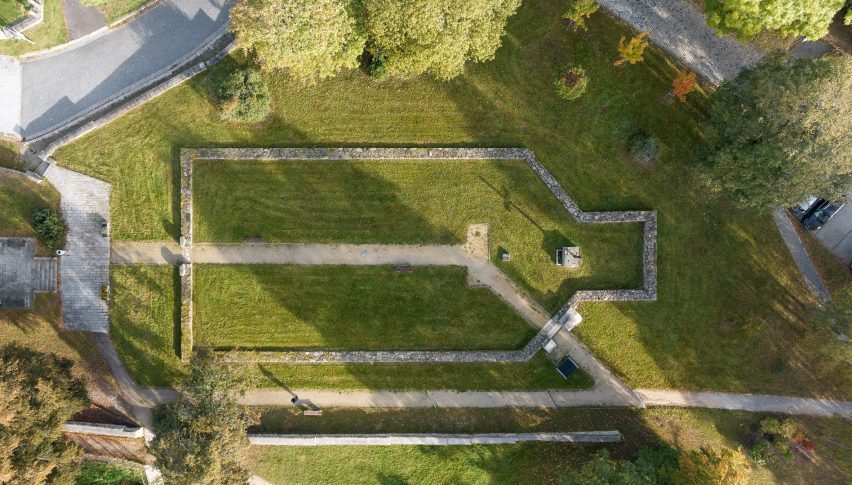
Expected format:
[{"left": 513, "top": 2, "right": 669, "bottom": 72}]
[{"left": 248, "top": 431, "right": 622, "bottom": 446}]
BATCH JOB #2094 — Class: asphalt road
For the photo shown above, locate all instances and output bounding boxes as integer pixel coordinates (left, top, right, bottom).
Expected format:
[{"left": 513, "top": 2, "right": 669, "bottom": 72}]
[{"left": 20, "top": 0, "right": 230, "bottom": 138}]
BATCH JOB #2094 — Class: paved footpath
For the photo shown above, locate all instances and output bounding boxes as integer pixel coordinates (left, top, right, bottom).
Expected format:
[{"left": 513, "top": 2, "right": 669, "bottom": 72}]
[
  {"left": 46, "top": 165, "right": 110, "bottom": 332},
  {"left": 597, "top": 0, "right": 762, "bottom": 84},
  {"left": 772, "top": 209, "right": 830, "bottom": 301},
  {"left": 637, "top": 390, "right": 852, "bottom": 418}
]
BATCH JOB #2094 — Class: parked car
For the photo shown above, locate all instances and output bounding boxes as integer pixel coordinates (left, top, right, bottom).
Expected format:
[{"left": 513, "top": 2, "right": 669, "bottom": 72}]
[
  {"left": 789, "top": 196, "right": 820, "bottom": 221},
  {"left": 803, "top": 201, "right": 845, "bottom": 231}
]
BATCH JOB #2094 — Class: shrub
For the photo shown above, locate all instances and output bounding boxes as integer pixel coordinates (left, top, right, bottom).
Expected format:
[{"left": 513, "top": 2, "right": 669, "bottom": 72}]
[
  {"left": 628, "top": 132, "right": 660, "bottom": 165},
  {"left": 554, "top": 67, "right": 588, "bottom": 101},
  {"left": 563, "top": 0, "right": 599, "bottom": 31},
  {"left": 212, "top": 67, "right": 271, "bottom": 123},
  {"left": 671, "top": 69, "right": 697, "bottom": 102},
  {"left": 31, "top": 207, "right": 65, "bottom": 252},
  {"left": 614, "top": 31, "right": 649, "bottom": 66}
]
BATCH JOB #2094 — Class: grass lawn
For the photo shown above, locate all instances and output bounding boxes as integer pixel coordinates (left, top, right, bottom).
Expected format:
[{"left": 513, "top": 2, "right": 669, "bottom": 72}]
[
  {"left": 195, "top": 265, "right": 535, "bottom": 351},
  {"left": 0, "top": 171, "right": 61, "bottom": 255},
  {"left": 0, "top": 0, "right": 26, "bottom": 26},
  {"left": 0, "top": 295, "right": 120, "bottom": 409},
  {"left": 0, "top": 0, "right": 66, "bottom": 56},
  {"left": 56, "top": 0, "right": 850, "bottom": 398},
  {"left": 111, "top": 265, "right": 591, "bottom": 389},
  {"left": 194, "top": 159, "right": 644, "bottom": 311},
  {"left": 248, "top": 407, "right": 851, "bottom": 484}
]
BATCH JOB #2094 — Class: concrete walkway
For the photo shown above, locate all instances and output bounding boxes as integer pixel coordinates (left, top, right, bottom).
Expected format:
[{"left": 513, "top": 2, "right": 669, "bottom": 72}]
[
  {"left": 46, "top": 165, "right": 110, "bottom": 331},
  {"left": 597, "top": 0, "right": 762, "bottom": 84},
  {"left": 637, "top": 390, "right": 852, "bottom": 418},
  {"left": 16, "top": 0, "right": 230, "bottom": 139},
  {"left": 772, "top": 208, "right": 830, "bottom": 301}
]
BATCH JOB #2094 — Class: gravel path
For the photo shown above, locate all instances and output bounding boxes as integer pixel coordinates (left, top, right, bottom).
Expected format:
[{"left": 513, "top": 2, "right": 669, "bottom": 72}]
[
  {"left": 597, "top": 0, "right": 762, "bottom": 84},
  {"left": 772, "top": 209, "right": 830, "bottom": 301},
  {"left": 637, "top": 390, "right": 852, "bottom": 418}
]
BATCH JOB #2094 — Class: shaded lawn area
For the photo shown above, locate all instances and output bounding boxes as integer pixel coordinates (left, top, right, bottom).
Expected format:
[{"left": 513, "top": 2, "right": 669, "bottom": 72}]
[
  {"left": 0, "top": 171, "right": 61, "bottom": 255},
  {"left": 194, "top": 265, "right": 536, "bottom": 351},
  {"left": 0, "top": 0, "right": 66, "bottom": 56},
  {"left": 194, "top": 159, "right": 644, "bottom": 311},
  {"left": 111, "top": 265, "right": 590, "bottom": 390},
  {"left": 0, "top": 295, "right": 120, "bottom": 409},
  {"left": 56, "top": 0, "right": 849, "bottom": 398},
  {"left": 249, "top": 408, "right": 851, "bottom": 484}
]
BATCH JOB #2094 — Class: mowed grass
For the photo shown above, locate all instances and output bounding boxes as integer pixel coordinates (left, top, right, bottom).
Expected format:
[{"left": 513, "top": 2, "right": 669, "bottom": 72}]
[
  {"left": 111, "top": 265, "right": 591, "bottom": 389},
  {"left": 56, "top": 0, "right": 850, "bottom": 398},
  {"left": 0, "top": 171, "right": 61, "bottom": 255},
  {"left": 194, "top": 159, "right": 644, "bottom": 311},
  {"left": 249, "top": 408, "right": 852, "bottom": 484},
  {"left": 0, "top": 0, "right": 66, "bottom": 56},
  {"left": 194, "top": 265, "right": 535, "bottom": 351},
  {"left": 0, "top": 0, "right": 26, "bottom": 26}
]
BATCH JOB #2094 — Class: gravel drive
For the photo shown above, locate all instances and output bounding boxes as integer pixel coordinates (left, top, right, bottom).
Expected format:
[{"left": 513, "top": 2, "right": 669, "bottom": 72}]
[{"left": 597, "top": 0, "right": 762, "bottom": 84}]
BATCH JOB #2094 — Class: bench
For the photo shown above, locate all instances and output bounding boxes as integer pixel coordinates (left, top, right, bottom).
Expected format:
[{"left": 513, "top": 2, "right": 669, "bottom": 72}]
[
  {"left": 302, "top": 409, "right": 323, "bottom": 416},
  {"left": 394, "top": 265, "right": 413, "bottom": 273},
  {"left": 244, "top": 236, "right": 264, "bottom": 244}
]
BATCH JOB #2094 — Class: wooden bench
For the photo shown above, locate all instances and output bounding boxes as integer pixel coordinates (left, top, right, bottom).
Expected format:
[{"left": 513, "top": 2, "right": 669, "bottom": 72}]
[
  {"left": 244, "top": 236, "right": 264, "bottom": 244},
  {"left": 394, "top": 265, "right": 413, "bottom": 273}
]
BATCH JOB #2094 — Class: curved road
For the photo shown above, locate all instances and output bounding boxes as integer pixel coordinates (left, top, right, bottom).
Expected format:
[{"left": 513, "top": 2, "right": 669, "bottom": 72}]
[{"left": 3, "top": 0, "right": 230, "bottom": 139}]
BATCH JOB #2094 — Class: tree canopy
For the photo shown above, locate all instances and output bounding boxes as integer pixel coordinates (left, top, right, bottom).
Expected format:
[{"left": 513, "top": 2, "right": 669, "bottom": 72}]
[
  {"left": 696, "top": 54, "right": 852, "bottom": 209},
  {"left": 150, "top": 349, "right": 253, "bottom": 485},
  {"left": 364, "top": 0, "right": 521, "bottom": 80},
  {"left": 230, "top": 0, "right": 366, "bottom": 82},
  {"left": 705, "top": 0, "right": 845, "bottom": 40},
  {"left": 0, "top": 345, "right": 87, "bottom": 484}
]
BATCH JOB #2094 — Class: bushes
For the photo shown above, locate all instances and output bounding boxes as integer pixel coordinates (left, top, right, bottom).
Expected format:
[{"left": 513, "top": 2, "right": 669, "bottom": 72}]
[
  {"left": 554, "top": 66, "right": 588, "bottom": 101},
  {"left": 628, "top": 132, "right": 660, "bottom": 166},
  {"left": 211, "top": 67, "right": 271, "bottom": 123},
  {"left": 31, "top": 207, "right": 65, "bottom": 252}
]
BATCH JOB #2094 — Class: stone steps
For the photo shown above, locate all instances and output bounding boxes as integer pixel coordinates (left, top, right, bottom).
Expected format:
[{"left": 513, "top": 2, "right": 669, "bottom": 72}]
[{"left": 33, "top": 257, "right": 57, "bottom": 292}]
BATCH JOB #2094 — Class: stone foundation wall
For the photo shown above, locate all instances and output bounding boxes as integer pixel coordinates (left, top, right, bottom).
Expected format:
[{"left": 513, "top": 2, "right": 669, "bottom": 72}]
[
  {"left": 179, "top": 151, "right": 193, "bottom": 363},
  {"left": 180, "top": 147, "right": 658, "bottom": 364}
]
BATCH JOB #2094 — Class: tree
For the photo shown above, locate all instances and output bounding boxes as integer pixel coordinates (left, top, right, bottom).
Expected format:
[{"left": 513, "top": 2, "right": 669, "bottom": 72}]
[
  {"left": 150, "top": 349, "right": 253, "bottom": 485},
  {"left": 563, "top": 0, "right": 600, "bottom": 32},
  {"left": 554, "top": 66, "right": 588, "bottom": 101},
  {"left": 705, "top": 0, "right": 845, "bottom": 40},
  {"left": 230, "top": 0, "right": 366, "bottom": 83},
  {"left": 211, "top": 67, "right": 271, "bottom": 123},
  {"left": 695, "top": 54, "right": 852, "bottom": 209},
  {"left": 363, "top": 0, "right": 521, "bottom": 80},
  {"left": 0, "top": 344, "right": 88, "bottom": 484},
  {"left": 32, "top": 207, "right": 66, "bottom": 252},
  {"left": 614, "top": 31, "right": 649, "bottom": 66},
  {"left": 671, "top": 69, "right": 697, "bottom": 102}
]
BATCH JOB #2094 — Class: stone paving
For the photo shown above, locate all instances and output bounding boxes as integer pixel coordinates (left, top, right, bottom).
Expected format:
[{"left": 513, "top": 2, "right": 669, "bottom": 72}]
[
  {"left": 0, "top": 238, "right": 57, "bottom": 308},
  {"left": 46, "top": 165, "right": 110, "bottom": 332}
]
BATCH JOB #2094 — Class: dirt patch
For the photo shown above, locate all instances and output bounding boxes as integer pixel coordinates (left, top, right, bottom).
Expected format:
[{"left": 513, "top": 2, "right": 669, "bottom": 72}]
[{"left": 463, "top": 224, "right": 489, "bottom": 261}]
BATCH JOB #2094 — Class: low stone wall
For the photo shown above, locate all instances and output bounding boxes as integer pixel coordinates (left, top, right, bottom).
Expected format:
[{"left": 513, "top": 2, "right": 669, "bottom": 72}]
[
  {"left": 249, "top": 431, "right": 621, "bottom": 446},
  {"left": 181, "top": 147, "right": 658, "bottom": 364},
  {"left": 62, "top": 422, "right": 144, "bottom": 439},
  {"left": 179, "top": 151, "right": 193, "bottom": 362}
]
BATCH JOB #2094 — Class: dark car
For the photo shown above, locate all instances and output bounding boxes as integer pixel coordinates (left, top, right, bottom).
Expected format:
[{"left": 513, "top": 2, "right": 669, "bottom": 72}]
[
  {"left": 803, "top": 201, "right": 845, "bottom": 231},
  {"left": 789, "top": 196, "right": 821, "bottom": 221}
]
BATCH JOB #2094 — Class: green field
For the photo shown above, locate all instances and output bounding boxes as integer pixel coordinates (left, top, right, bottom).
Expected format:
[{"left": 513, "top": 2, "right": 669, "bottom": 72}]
[
  {"left": 57, "top": 0, "right": 850, "bottom": 398},
  {"left": 0, "top": 172, "right": 61, "bottom": 255},
  {"left": 194, "top": 265, "right": 535, "bottom": 351},
  {"left": 0, "top": 0, "right": 66, "bottom": 56},
  {"left": 194, "top": 159, "right": 644, "bottom": 311},
  {"left": 249, "top": 408, "right": 852, "bottom": 484},
  {"left": 111, "top": 265, "right": 591, "bottom": 389},
  {"left": 0, "top": 0, "right": 26, "bottom": 26}
]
